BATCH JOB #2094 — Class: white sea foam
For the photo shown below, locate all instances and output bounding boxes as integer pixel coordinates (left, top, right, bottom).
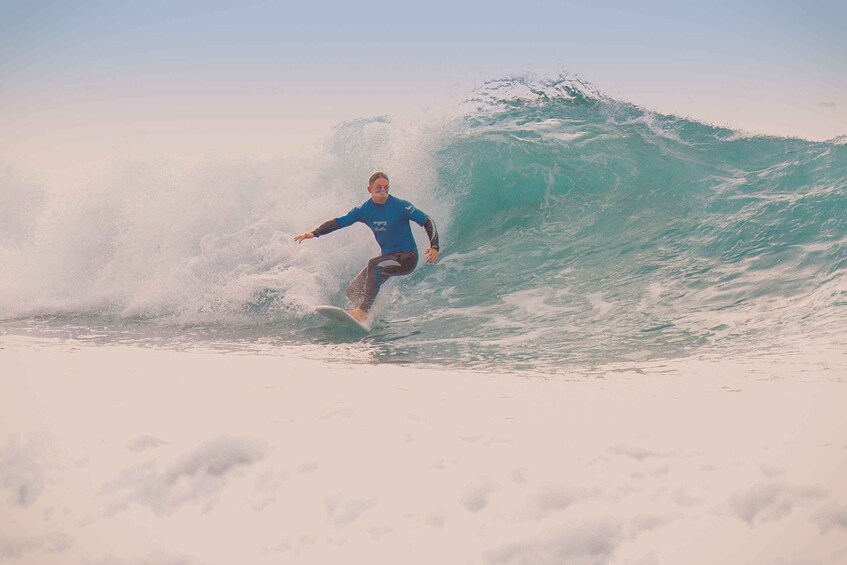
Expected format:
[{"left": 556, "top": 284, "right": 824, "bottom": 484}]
[
  {"left": 3, "top": 336, "right": 845, "bottom": 564},
  {"left": 0, "top": 117, "right": 453, "bottom": 322}
]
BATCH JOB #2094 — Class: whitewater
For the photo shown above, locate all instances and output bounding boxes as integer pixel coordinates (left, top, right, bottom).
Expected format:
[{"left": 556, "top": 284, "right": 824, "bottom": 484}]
[{"left": 2, "top": 76, "right": 846, "bottom": 564}]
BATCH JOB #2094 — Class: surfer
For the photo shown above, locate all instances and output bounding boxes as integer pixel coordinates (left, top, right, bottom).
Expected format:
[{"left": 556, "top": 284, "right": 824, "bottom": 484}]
[{"left": 294, "top": 172, "right": 440, "bottom": 323}]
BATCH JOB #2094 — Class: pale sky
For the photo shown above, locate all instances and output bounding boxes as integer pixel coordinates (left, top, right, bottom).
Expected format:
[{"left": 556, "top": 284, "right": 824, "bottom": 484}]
[{"left": 2, "top": 0, "right": 846, "bottom": 181}]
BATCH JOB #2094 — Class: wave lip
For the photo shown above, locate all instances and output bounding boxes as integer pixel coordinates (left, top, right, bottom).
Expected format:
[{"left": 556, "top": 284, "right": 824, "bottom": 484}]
[{"left": 466, "top": 74, "right": 604, "bottom": 110}]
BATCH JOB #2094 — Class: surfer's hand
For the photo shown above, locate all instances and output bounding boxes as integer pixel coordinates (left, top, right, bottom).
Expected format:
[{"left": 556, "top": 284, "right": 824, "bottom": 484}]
[
  {"left": 294, "top": 232, "right": 315, "bottom": 244},
  {"left": 425, "top": 247, "right": 439, "bottom": 264}
]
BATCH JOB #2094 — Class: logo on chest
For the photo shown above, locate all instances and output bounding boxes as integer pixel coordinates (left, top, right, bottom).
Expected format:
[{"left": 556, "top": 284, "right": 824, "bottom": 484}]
[{"left": 372, "top": 221, "right": 388, "bottom": 232}]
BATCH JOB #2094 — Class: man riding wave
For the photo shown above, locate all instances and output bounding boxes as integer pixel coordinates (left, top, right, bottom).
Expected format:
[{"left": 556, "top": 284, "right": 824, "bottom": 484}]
[{"left": 294, "top": 172, "right": 439, "bottom": 323}]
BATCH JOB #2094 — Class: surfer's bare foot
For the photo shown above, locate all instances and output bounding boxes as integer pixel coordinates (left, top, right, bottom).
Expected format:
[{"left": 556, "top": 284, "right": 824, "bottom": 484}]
[{"left": 347, "top": 308, "right": 368, "bottom": 322}]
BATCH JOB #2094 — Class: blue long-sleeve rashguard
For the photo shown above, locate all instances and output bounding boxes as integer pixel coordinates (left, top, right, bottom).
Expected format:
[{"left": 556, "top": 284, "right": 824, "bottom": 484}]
[{"left": 316, "top": 196, "right": 438, "bottom": 254}]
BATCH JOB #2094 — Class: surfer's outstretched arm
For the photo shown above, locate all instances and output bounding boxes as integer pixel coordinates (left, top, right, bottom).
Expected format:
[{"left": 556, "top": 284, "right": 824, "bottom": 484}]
[
  {"left": 293, "top": 219, "right": 337, "bottom": 243},
  {"left": 294, "top": 211, "right": 357, "bottom": 244}
]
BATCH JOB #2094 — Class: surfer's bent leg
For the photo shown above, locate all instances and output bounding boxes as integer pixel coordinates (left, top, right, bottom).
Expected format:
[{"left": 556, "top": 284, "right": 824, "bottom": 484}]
[{"left": 346, "top": 251, "right": 418, "bottom": 311}]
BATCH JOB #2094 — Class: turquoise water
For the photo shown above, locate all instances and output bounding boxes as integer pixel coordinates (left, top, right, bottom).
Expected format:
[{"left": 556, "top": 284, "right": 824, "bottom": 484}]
[{"left": 2, "top": 77, "right": 846, "bottom": 372}]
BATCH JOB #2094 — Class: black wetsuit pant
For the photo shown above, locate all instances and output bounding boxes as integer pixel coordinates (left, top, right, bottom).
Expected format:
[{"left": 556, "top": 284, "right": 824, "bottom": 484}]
[{"left": 346, "top": 251, "right": 418, "bottom": 312}]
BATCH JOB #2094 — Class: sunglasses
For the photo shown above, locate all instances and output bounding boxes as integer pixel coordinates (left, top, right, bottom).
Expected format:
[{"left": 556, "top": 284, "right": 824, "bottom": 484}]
[{"left": 371, "top": 186, "right": 389, "bottom": 194}]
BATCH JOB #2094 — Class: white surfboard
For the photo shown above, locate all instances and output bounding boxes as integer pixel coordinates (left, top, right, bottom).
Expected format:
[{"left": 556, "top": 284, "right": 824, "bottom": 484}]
[{"left": 315, "top": 305, "right": 371, "bottom": 332}]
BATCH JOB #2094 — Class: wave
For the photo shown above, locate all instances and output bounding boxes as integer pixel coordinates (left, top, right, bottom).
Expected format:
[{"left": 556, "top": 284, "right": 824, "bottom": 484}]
[{"left": 2, "top": 75, "right": 846, "bottom": 371}]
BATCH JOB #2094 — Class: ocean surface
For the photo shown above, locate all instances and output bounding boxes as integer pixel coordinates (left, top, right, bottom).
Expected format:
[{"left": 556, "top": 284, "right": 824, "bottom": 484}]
[{"left": 2, "top": 76, "right": 846, "bottom": 374}]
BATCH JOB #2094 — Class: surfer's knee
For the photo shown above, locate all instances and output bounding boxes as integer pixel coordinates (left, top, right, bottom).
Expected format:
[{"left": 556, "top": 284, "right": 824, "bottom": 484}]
[{"left": 368, "top": 255, "right": 389, "bottom": 268}]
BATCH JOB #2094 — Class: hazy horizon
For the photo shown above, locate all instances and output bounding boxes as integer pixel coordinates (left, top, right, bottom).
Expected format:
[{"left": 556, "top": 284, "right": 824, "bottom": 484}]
[{"left": 2, "top": 0, "right": 846, "bottom": 183}]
